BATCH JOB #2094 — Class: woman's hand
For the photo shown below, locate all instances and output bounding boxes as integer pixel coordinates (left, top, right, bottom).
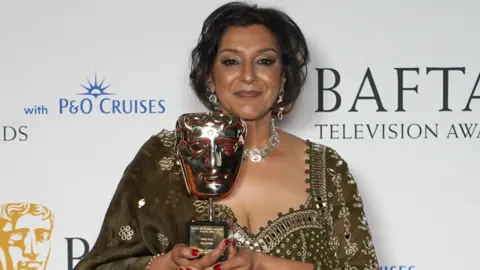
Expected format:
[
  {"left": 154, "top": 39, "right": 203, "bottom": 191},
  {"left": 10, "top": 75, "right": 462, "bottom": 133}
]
[
  {"left": 148, "top": 239, "right": 230, "bottom": 270},
  {"left": 206, "top": 240, "right": 261, "bottom": 270}
]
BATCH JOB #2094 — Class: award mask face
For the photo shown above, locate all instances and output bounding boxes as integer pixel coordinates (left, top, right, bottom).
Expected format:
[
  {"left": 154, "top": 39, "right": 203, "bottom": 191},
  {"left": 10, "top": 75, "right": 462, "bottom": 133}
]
[{"left": 174, "top": 113, "right": 246, "bottom": 198}]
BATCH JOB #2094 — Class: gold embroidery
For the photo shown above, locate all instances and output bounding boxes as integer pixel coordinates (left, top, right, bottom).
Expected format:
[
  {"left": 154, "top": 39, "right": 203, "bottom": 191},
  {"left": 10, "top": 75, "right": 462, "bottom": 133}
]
[
  {"left": 358, "top": 215, "right": 369, "bottom": 231},
  {"left": 300, "top": 230, "right": 307, "bottom": 262},
  {"left": 308, "top": 142, "right": 327, "bottom": 212},
  {"left": 119, "top": 225, "right": 134, "bottom": 241},
  {"left": 155, "top": 129, "right": 175, "bottom": 147},
  {"left": 344, "top": 241, "right": 358, "bottom": 257},
  {"left": 157, "top": 232, "right": 169, "bottom": 248},
  {"left": 362, "top": 239, "right": 376, "bottom": 256},
  {"left": 158, "top": 156, "right": 175, "bottom": 170},
  {"left": 193, "top": 200, "right": 230, "bottom": 221},
  {"left": 229, "top": 209, "right": 324, "bottom": 253},
  {"left": 326, "top": 147, "right": 379, "bottom": 269},
  {"left": 329, "top": 236, "right": 339, "bottom": 250}
]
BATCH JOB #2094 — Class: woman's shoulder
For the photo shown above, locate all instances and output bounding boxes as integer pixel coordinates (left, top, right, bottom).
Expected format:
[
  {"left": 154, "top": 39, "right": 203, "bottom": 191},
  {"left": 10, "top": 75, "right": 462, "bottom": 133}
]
[
  {"left": 283, "top": 131, "right": 351, "bottom": 169},
  {"left": 298, "top": 137, "right": 365, "bottom": 206},
  {"left": 310, "top": 140, "right": 352, "bottom": 172},
  {"left": 124, "top": 128, "right": 177, "bottom": 174}
]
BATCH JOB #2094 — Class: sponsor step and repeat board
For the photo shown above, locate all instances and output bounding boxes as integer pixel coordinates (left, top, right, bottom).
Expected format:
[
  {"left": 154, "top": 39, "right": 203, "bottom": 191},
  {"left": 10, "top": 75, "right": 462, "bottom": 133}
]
[{"left": 1, "top": 1, "right": 478, "bottom": 269}]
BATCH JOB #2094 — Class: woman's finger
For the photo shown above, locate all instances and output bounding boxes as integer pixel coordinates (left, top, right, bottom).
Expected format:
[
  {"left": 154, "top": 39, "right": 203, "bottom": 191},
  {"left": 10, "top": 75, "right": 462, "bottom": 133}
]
[
  {"left": 171, "top": 243, "right": 201, "bottom": 262},
  {"left": 227, "top": 239, "right": 238, "bottom": 259},
  {"left": 209, "top": 255, "right": 244, "bottom": 270},
  {"left": 178, "top": 266, "right": 202, "bottom": 270},
  {"left": 195, "top": 238, "right": 230, "bottom": 268}
]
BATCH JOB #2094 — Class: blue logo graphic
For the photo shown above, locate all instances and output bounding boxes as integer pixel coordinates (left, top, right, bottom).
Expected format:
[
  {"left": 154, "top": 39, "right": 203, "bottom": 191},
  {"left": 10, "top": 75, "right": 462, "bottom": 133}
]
[
  {"left": 78, "top": 73, "right": 114, "bottom": 99},
  {"left": 23, "top": 72, "right": 166, "bottom": 115}
]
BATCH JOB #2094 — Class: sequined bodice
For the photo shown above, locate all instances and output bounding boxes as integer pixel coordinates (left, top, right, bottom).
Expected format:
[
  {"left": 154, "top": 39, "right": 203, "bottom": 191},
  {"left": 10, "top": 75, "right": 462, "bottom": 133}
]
[{"left": 193, "top": 142, "right": 333, "bottom": 266}]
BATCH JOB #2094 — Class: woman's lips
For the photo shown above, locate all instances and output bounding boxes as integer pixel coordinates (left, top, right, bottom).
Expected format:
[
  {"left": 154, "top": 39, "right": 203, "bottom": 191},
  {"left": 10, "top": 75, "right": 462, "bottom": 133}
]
[{"left": 234, "top": 90, "right": 262, "bottom": 98}]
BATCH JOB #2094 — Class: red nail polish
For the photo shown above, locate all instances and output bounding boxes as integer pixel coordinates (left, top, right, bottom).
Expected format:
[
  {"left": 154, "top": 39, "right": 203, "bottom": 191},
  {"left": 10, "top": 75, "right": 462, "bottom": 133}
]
[
  {"left": 224, "top": 239, "right": 229, "bottom": 245},
  {"left": 191, "top": 249, "right": 199, "bottom": 256},
  {"left": 214, "top": 264, "right": 222, "bottom": 270}
]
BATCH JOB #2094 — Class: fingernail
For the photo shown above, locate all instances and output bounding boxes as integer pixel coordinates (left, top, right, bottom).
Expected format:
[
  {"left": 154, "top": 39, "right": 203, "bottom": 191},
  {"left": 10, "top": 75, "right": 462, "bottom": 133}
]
[
  {"left": 214, "top": 264, "right": 222, "bottom": 270},
  {"left": 224, "top": 239, "right": 229, "bottom": 245},
  {"left": 191, "top": 248, "right": 199, "bottom": 256}
]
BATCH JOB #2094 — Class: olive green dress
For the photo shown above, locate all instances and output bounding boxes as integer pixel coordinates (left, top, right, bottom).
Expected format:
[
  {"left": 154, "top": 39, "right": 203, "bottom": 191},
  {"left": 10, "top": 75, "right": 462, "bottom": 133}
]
[{"left": 73, "top": 129, "right": 379, "bottom": 270}]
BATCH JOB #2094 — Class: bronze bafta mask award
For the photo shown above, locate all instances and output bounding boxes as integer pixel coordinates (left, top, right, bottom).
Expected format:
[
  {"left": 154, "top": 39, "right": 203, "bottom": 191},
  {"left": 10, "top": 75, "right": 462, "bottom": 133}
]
[{"left": 174, "top": 112, "right": 246, "bottom": 261}]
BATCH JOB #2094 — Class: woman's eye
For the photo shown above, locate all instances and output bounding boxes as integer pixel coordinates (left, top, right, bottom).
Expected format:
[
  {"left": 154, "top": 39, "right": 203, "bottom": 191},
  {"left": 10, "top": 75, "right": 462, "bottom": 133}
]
[
  {"left": 222, "top": 59, "right": 238, "bottom": 66},
  {"left": 258, "top": 58, "right": 275, "bottom": 65}
]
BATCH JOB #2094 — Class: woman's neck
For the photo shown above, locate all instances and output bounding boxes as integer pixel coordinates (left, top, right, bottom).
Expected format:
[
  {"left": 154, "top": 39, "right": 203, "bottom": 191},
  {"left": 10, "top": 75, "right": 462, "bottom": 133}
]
[{"left": 243, "top": 113, "right": 274, "bottom": 149}]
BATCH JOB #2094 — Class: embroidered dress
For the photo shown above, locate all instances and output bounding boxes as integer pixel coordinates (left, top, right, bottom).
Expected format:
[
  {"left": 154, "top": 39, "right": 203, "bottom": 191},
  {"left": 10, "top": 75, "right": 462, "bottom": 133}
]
[{"left": 74, "top": 129, "right": 378, "bottom": 270}]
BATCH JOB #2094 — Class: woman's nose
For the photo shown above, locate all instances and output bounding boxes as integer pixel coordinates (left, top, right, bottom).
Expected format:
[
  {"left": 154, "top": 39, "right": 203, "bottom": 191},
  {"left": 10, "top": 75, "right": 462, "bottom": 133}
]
[{"left": 240, "top": 62, "right": 255, "bottom": 84}]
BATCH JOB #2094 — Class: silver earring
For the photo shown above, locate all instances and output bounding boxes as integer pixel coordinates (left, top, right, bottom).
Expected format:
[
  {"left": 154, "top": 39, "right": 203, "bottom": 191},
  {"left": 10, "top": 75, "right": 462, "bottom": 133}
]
[
  {"left": 277, "top": 106, "right": 284, "bottom": 120},
  {"left": 277, "top": 89, "right": 284, "bottom": 104},
  {"left": 206, "top": 82, "right": 219, "bottom": 105},
  {"left": 206, "top": 83, "right": 219, "bottom": 105},
  {"left": 208, "top": 91, "right": 219, "bottom": 105}
]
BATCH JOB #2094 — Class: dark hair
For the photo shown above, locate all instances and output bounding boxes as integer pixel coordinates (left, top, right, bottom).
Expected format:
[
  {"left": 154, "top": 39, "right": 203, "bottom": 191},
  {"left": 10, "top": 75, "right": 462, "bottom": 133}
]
[{"left": 189, "top": 1, "right": 310, "bottom": 111}]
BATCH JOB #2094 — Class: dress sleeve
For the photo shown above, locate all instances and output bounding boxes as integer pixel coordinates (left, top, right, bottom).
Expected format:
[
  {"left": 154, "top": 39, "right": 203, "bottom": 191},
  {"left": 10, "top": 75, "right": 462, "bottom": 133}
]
[
  {"left": 73, "top": 136, "right": 175, "bottom": 270},
  {"left": 321, "top": 147, "right": 379, "bottom": 270}
]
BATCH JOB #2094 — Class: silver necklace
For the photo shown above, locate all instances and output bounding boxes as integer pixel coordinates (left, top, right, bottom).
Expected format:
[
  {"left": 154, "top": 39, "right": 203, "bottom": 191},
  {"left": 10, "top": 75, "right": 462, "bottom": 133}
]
[{"left": 242, "top": 119, "right": 280, "bottom": 162}]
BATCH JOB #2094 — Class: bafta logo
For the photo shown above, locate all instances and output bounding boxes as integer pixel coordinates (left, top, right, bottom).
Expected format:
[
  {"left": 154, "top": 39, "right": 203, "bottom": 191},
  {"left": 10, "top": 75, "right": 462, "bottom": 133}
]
[{"left": 0, "top": 203, "right": 54, "bottom": 270}]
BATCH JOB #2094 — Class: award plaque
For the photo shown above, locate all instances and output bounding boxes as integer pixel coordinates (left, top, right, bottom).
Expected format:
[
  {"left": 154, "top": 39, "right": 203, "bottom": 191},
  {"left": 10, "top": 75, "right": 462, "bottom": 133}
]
[{"left": 174, "top": 112, "right": 246, "bottom": 261}]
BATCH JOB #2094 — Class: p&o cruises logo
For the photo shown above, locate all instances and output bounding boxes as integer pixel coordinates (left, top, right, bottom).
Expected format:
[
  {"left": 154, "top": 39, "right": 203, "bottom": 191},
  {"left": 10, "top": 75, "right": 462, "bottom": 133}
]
[{"left": 24, "top": 73, "right": 166, "bottom": 116}]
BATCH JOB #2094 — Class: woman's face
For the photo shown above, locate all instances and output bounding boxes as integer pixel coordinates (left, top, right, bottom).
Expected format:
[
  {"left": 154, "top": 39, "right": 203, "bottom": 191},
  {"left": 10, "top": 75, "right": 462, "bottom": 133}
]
[{"left": 208, "top": 24, "right": 285, "bottom": 121}]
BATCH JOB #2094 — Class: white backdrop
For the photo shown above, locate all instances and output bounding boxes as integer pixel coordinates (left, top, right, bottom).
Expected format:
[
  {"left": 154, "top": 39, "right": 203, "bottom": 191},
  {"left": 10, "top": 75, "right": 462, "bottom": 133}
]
[{"left": 1, "top": 0, "right": 479, "bottom": 269}]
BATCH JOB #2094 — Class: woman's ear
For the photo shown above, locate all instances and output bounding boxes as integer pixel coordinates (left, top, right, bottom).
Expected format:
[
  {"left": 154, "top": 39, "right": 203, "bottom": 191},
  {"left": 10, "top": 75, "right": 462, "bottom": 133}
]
[
  {"left": 206, "top": 75, "right": 215, "bottom": 93},
  {"left": 280, "top": 73, "right": 286, "bottom": 90}
]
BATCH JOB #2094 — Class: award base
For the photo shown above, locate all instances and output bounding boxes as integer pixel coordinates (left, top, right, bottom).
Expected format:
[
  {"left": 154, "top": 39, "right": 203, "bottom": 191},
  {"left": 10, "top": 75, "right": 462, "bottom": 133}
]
[{"left": 186, "top": 220, "right": 229, "bottom": 262}]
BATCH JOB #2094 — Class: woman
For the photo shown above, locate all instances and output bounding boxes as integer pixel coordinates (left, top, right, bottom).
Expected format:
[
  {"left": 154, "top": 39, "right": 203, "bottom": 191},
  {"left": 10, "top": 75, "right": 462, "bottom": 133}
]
[{"left": 74, "top": 2, "right": 378, "bottom": 270}]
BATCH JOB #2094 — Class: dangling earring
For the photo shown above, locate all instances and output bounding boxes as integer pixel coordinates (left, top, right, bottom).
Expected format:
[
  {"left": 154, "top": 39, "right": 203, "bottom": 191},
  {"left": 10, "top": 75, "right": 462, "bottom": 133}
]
[
  {"left": 208, "top": 91, "right": 218, "bottom": 105},
  {"left": 277, "top": 89, "right": 284, "bottom": 120},
  {"left": 277, "top": 107, "right": 284, "bottom": 120},
  {"left": 206, "top": 82, "right": 219, "bottom": 105},
  {"left": 207, "top": 89, "right": 222, "bottom": 111},
  {"left": 277, "top": 89, "right": 284, "bottom": 104}
]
